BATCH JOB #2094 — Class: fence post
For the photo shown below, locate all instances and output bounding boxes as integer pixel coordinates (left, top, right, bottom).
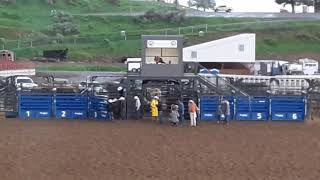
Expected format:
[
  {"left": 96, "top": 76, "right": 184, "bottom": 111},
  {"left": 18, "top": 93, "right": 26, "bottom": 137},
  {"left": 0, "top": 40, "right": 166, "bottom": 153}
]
[
  {"left": 205, "top": 24, "right": 208, "bottom": 33},
  {"left": 192, "top": 26, "right": 194, "bottom": 34},
  {"left": 178, "top": 27, "right": 181, "bottom": 35},
  {"left": 165, "top": 29, "right": 168, "bottom": 36},
  {"left": 30, "top": 40, "right": 33, "bottom": 48},
  {"left": 17, "top": 40, "right": 20, "bottom": 49}
]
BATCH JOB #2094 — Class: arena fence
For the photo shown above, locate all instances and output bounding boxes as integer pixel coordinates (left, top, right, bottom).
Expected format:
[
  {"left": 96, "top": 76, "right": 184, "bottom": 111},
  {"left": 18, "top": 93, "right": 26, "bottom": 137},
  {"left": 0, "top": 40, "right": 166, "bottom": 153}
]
[{"left": 17, "top": 92, "right": 307, "bottom": 121}]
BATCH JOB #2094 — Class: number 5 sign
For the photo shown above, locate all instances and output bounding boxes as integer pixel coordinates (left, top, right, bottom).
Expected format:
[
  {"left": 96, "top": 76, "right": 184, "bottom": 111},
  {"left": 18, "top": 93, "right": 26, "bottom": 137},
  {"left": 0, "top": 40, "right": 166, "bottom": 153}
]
[{"left": 257, "top": 113, "right": 262, "bottom": 120}]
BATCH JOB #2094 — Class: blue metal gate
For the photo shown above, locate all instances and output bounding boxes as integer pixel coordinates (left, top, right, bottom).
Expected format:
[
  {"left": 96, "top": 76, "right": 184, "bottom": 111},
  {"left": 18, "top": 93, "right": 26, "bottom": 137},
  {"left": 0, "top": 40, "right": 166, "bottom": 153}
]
[
  {"left": 55, "top": 94, "right": 88, "bottom": 119},
  {"left": 236, "top": 96, "right": 269, "bottom": 121},
  {"left": 200, "top": 96, "right": 234, "bottom": 121},
  {"left": 18, "top": 93, "right": 53, "bottom": 119},
  {"left": 89, "top": 95, "right": 109, "bottom": 120},
  {"left": 271, "top": 96, "right": 306, "bottom": 121}
]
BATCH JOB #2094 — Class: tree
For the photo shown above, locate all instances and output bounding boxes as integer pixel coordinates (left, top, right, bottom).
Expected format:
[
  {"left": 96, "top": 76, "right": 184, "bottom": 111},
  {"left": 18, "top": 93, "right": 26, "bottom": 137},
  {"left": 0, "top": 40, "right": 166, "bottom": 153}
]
[
  {"left": 275, "top": 0, "right": 303, "bottom": 13},
  {"left": 191, "top": 0, "right": 216, "bottom": 11},
  {"left": 0, "top": 0, "right": 16, "bottom": 4},
  {"left": 174, "top": 0, "right": 179, "bottom": 9},
  {"left": 301, "top": 0, "right": 320, "bottom": 12},
  {"left": 315, "top": 0, "right": 320, "bottom": 12}
]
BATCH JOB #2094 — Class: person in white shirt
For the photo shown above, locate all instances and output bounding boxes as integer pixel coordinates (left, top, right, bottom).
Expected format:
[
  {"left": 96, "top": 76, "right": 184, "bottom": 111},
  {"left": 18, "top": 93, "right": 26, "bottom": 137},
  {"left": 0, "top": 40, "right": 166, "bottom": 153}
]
[{"left": 134, "top": 96, "right": 141, "bottom": 120}]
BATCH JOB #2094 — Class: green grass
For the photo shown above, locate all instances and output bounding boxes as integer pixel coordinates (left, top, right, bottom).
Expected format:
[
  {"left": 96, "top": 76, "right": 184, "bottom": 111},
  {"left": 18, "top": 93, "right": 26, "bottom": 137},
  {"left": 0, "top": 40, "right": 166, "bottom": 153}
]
[
  {"left": 36, "top": 64, "right": 127, "bottom": 72},
  {"left": 2, "top": 0, "right": 320, "bottom": 61},
  {"left": 13, "top": 21, "right": 320, "bottom": 61}
]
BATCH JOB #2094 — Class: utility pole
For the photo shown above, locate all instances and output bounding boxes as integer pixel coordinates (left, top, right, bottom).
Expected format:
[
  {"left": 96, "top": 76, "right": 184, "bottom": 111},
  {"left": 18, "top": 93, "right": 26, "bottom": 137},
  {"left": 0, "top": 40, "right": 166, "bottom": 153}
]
[{"left": 129, "top": 0, "right": 132, "bottom": 16}]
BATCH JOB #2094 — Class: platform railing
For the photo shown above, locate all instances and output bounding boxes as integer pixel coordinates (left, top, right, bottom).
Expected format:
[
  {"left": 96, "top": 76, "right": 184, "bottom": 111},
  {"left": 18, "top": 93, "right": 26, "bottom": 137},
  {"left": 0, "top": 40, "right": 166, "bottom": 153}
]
[{"left": 197, "top": 64, "right": 249, "bottom": 97}]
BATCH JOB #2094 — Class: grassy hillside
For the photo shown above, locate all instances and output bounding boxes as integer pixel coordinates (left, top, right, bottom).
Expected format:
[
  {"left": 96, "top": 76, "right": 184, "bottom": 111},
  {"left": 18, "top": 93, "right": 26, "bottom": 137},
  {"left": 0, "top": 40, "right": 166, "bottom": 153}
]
[
  {"left": 1, "top": 0, "right": 320, "bottom": 61},
  {"left": 0, "top": 0, "right": 178, "bottom": 38}
]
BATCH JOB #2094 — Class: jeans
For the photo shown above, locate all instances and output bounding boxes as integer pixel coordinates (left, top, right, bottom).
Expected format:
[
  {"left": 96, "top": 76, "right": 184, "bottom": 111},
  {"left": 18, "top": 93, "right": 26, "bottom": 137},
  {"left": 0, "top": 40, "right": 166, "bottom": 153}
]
[
  {"left": 134, "top": 109, "right": 141, "bottom": 120},
  {"left": 218, "top": 114, "right": 229, "bottom": 123},
  {"left": 158, "top": 111, "right": 163, "bottom": 124},
  {"left": 109, "top": 112, "right": 114, "bottom": 120},
  {"left": 179, "top": 113, "right": 184, "bottom": 123}
]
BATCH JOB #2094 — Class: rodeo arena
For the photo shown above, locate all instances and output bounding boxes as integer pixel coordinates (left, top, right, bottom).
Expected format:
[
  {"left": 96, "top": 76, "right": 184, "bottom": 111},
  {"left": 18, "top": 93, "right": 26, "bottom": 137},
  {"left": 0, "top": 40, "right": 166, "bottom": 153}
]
[{"left": 1, "top": 34, "right": 320, "bottom": 179}]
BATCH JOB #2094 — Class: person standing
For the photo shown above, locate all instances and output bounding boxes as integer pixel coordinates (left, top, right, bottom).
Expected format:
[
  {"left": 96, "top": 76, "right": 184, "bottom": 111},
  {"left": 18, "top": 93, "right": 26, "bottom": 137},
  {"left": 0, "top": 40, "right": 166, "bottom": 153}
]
[
  {"left": 158, "top": 100, "right": 166, "bottom": 124},
  {"left": 177, "top": 99, "right": 185, "bottom": 124},
  {"left": 170, "top": 104, "right": 179, "bottom": 126},
  {"left": 113, "top": 98, "right": 121, "bottom": 120},
  {"left": 117, "top": 86, "right": 125, "bottom": 97},
  {"left": 108, "top": 99, "right": 117, "bottom": 120},
  {"left": 134, "top": 96, "right": 141, "bottom": 120},
  {"left": 150, "top": 96, "right": 159, "bottom": 122},
  {"left": 188, "top": 100, "right": 199, "bottom": 127},
  {"left": 217, "top": 97, "right": 230, "bottom": 124},
  {"left": 119, "top": 97, "right": 126, "bottom": 120}
]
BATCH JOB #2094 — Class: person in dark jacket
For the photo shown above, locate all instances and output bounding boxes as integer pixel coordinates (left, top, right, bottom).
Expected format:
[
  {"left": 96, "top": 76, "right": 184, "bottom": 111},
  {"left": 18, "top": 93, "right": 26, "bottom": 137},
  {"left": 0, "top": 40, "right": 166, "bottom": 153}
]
[
  {"left": 108, "top": 99, "right": 117, "bottom": 120},
  {"left": 177, "top": 99, "right": 185, "bottom": 124},
  {"left": 117, "top": 86, "right": 125, "bottom": 97},
  {"left": 113, "top": 98, "right": 121, "bottom": 120},
  {"left": 157, "top": 101, "right": 164, "bottom": 124}
]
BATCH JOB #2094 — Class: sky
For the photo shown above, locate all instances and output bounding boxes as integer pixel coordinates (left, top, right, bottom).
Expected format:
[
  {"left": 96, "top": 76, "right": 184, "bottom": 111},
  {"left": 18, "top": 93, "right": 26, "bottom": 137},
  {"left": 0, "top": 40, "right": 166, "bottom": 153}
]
[{"left": 178, "top": 0, "right": 314, "bottom": 12}]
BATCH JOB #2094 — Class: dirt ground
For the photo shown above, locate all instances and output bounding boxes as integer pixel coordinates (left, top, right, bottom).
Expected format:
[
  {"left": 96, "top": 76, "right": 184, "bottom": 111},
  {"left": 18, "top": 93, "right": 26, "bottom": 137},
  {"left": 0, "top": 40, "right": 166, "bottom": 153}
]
[{"left": 0, "top": 119, "right": 320, "bottom": 180}]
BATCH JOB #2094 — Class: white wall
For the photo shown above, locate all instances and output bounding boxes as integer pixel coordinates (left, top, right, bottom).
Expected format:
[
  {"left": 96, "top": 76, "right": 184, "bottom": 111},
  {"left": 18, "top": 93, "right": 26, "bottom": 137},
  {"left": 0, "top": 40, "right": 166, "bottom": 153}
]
[{"left": 183, "top": 34, "right": 255, "bottom": 63}]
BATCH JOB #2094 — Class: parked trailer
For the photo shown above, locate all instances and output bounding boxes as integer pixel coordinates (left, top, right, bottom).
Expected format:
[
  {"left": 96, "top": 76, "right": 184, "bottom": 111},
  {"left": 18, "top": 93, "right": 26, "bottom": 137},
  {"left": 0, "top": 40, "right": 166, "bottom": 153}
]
[{"left": 212, "top": 74, "right": 320, "bottom": 94}]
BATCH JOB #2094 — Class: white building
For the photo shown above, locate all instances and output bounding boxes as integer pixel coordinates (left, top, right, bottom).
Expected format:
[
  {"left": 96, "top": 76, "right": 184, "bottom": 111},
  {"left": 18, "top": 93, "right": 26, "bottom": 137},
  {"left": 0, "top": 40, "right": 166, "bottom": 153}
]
[{"left": 183, "top": 34, "right": 256, "bottom": 63}]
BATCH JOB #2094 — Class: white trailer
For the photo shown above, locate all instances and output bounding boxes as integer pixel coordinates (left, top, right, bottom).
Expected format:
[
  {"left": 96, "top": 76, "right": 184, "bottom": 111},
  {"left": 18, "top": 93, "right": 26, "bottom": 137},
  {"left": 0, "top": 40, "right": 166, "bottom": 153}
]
[{"left": 298, "top": 58, "right": 318, "bottom": 75}]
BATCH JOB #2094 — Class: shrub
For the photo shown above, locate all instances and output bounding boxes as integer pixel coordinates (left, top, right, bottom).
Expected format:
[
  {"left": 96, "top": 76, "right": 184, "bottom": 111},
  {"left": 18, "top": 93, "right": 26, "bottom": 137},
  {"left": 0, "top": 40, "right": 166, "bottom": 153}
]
[
  {"left": 1, "top": 12, "right": 20, "bottom": 19},
  {"left": 55, "top": 33, "right": 64, "bottom": 43},
  {"left": 137, "top": 9, "right": 186, "bottom": 24},
  {"left": 87, "top": 23, "right": 95, "bottom": 30},
  {"left": 263, "top": 38, "right": 277, "bottom": 46},
  {"left": 53, "top": 11, "right": 73, "bottom": 23},
  {"left": 47, "top": 10, "right": 80, "bottom": 35},
  {"left": 47, "top": 22, "right": 80, "bottom": 35},
  {"left": 33, "top": 34, "right": 50, "bottom": 45},
  {"left": 295, "top": 32, "right": 315, "bottom": 41},
  {"left": 105, "top": 0, "right": 120, "bottom": 6},
  {"left": 0, "top": 0, "right": 16, "bottom": 5}
]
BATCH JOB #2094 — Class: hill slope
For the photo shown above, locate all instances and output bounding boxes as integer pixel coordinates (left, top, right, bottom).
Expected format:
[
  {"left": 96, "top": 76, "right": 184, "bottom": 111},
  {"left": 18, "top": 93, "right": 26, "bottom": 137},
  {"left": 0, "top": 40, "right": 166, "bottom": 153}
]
[{"left": 1, "top": 1, "right": 320, "bottom": 61}]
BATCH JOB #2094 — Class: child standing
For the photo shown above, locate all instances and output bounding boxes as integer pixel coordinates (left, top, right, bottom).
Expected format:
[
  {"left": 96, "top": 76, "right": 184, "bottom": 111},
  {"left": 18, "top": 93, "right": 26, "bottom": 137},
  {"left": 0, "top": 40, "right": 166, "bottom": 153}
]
[{"left": 170, "top": 104, "right": 179, "bottom": 126}]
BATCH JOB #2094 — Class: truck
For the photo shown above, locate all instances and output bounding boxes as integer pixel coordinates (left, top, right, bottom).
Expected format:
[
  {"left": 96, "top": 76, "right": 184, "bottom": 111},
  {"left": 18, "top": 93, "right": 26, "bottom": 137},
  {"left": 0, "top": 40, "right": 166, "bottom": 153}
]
[
  {"left": 298, "top": 58, "right": 319, "bottom": 75},
  {"left": 282, "top": 63, "right": 304, "bottom": 75},
  {"left": 281, "top": 59, "right": 318, "bottom": 75},
  {"left": 15, "top": 76, "right": 38, "bottom": 89}
]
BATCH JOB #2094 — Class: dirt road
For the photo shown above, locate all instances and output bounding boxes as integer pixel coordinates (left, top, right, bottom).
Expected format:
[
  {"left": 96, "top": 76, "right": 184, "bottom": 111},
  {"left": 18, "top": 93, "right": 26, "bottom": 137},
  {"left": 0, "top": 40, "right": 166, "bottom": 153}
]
[{"left": 0, "top": 119, "right": 319, "bottom": 180}]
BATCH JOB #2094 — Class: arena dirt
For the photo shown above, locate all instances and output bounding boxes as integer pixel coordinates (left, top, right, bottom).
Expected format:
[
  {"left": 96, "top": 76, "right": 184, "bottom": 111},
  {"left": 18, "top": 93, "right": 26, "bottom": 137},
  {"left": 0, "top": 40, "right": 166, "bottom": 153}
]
[{"left": 0, "top": 119, "right": 319, "bottom": 180}]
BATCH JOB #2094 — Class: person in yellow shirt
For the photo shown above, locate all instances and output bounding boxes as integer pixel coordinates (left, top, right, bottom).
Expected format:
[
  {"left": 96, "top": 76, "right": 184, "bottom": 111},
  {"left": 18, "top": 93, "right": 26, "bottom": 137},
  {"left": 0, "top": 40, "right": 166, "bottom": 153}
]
[{"left": 150, "top": 96, "right": 159, "bottom": 122}]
